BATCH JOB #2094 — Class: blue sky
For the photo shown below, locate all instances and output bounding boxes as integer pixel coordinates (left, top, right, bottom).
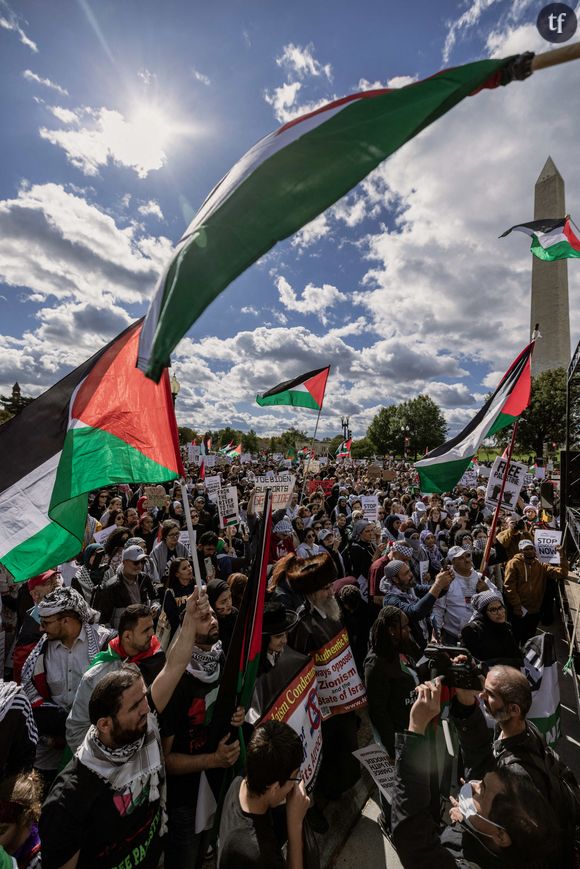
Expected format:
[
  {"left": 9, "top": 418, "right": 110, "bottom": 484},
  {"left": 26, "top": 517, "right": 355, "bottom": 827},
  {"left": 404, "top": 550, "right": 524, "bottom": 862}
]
[{"left": 1, "top": 0, "right": 578, "bottom": 440}]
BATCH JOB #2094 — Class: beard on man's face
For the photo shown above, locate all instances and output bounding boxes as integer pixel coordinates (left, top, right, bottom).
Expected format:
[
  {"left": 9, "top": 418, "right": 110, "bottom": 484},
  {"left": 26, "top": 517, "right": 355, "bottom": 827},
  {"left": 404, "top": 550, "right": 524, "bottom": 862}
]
[
  {"left": 313, "top": 595, "right": 341, "bottom": 621},
  {"left": 196, "top": 624, "right": 220, "bottom": 646},
  {"left": 111, "top": 715, "right": 148, "bottom": 747}
]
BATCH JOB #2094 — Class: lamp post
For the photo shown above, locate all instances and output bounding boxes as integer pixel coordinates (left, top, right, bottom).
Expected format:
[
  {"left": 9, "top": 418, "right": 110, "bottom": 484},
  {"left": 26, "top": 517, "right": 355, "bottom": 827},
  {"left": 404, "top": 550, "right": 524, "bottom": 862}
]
[
  {"left": 170, "top": 371, "right": 181, "bottom": 407},
  {"left": 341, "top": 416, "right": 350, "bottom": 441},
  {"left": 401, "top": 424, "right": 410, "bottom": 459}
]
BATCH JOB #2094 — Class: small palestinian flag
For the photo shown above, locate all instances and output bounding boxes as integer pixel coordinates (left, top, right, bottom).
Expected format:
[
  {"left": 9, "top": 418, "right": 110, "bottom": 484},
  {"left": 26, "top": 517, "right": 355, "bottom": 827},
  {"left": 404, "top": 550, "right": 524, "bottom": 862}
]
[
  {"left": 0, "top": 321, "right": 183, "bottom": 581},
  {"left": 137, "top": 55, "right": 520, "bottom": 380},
  {"left": 416, "top": 340, "right": 534, "bottom": 493},
  {"left": 218, "top": 440, "right": 234, "bottom": 454},
  {"left": 500, "top": 216, "right": 580, "bottom": 261},
  {"left": 227, "top": 443, "right": 242, "bottom": 458},
  {"left": 336, "top": 438, "right": 352, "bottom": 458},
  {"left": 256, "top": 366, "right": 329, "bottom": 410},
  {"left": 285, "top": 446, "right": 297, "bottom": 460}
]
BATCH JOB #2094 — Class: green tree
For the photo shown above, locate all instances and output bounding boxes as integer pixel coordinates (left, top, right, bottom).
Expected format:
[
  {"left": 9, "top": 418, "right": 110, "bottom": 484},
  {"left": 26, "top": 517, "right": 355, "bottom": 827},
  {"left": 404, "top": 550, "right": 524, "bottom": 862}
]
[
  {"left": 367, "top": 405, "right": 400, "bottom": 455},
  {"left": 327, "top": 435, "right": 344, "bottom": 457},
  {"left": 278, "top": 428, "right": 308, "bottom": 454},
  {"left": 399, "top": 395, "right": 447, "bottom": 459},
  {"left": 177, "top": 426, "right": 198, "bottom": 445},
  {"left": 516, "top": 368, "right": 566, "bottom": 455},
  {"left": 218, "top": 427, "right": 242, "bottom": 448},
  {"left": 242, "top": 429, "right": 259, "bottom": 453},
  {"left": 269, "top": 436, "right": 278, "bottom": 453},
  {"left": 350, "top": 437, "right": 374, "bottom": 459},
  {"left": 0, "top": 407, "right": 12, "bottom": 426}
]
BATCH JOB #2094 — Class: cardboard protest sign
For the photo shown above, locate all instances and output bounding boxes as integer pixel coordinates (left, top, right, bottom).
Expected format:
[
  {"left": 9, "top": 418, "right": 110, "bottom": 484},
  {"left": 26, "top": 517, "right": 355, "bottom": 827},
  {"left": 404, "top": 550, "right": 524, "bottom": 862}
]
[
  {"left": 366, "top": 464, "right": 382, "bottom": 479},
  {"left": 307, "top": 459, "right": 321, "bottom": 474},
  {"left": 382, "top": 469, "right": 396, "bottom": 482},
  {"left": 534, "top": 529, "right": 561, "bottom": 564},
  {"left": 217, "top": 486, "right": 239, "bottom": 528},
  {"left": 253, "top": 474, "right": 296, "bottom": 511},
  {"left": 307, "top": 480, "right": 334, "bottom": 496},
  {"left": 352, "top": 745, "right": 395, "bottom": 803},
  {"left": 361, "top": 495, "right": 379, "bottom": 522},
  {"left": 255, "top": 655, "right": 323, "bottom": 792},
  {"left": 485, "top": 457, "right": 527, "bottom": 513},
  {"left": 93, "top": 524, "right": 116, "bottom": 545},
  {"left": 313, "top": 629, "right": 367, "bottom": 719},
  {"left": 144, "top": 484, "right": 167, "bottom": 508},
  {"left": 204, "top": 475, "right": 221, "bottom": 503}
]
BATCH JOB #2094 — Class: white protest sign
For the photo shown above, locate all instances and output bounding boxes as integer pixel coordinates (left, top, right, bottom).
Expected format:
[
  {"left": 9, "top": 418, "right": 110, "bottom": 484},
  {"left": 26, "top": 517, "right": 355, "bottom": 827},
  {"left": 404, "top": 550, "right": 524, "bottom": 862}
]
[
  {"left": 524, "top": 473, "right": 535, "bottom": 487},
  {"left": 178, "top": 529, "right": 197, "bottom": 553},
  {"left": 352, "top": 744, "right": 395, "bottom": 803},
  {"left": 205, "top": 476, "right": 221, "bottom": 503},
  {"left": 477, "top": 466, "right": 491, "bottom": 479},
  {"left": 360, "top": 495, "right": 379, "bottom": 522},
  {"left": 253, "top": 473, "right": 296, "bottom": 512},
  {"left": 419, "top": 560, "right": 430, "bottom": 580},
  {"left": 313, "top": 629, "right": 367, "bottom": 719},
  {"left": 319, "top": 457, "right": 328, "bottom": 466},
  {"left": 93, "top": 524, "right": 116, "bottom": 545},
  {"left": 204, "top": 455, "right": 216, "bottom": 469},
  {"left": 485, "top": 457, "right": 527, "bottom": 513},
  {"left": 241, "top": 452, "right": 252, "bottom": 464},
  {"left": 459, "top": 467, "right": 478, "bottom": 487},
  {"left": 307, "top": 459, "right": 321, "bottom": 474},
  {"left": 187, "top": 443, "right": 200, "bottom": 463},
  {"left": 217, "top": 486, "right": 239, "bottom": 528},
  {"left": 534, "top": 529, "right": 562, "bottom": 564}
]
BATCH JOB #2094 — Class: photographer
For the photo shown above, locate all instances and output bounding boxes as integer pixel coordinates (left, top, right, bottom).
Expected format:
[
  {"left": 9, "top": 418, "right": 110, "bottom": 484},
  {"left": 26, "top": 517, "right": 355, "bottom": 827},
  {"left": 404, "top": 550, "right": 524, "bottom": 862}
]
[
  {"left": 494, "top": 515, "right": 533, "bottom": 563},
  {"left": 391, "top": 679, "right": 559, "bottom": 868}
]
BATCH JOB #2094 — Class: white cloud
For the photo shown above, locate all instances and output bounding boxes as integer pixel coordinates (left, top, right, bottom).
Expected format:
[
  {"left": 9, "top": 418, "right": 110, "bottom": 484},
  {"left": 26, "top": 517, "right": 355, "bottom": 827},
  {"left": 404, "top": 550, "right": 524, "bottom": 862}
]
[
  {"left": 275, "top": 276, "right": 347, "bottom": 325},
  {"left": 39, "top": 103, "right": 191, "bottom": 178},
  {"left": 263, "top": 82, "right": 302, "bottom": 123},
  {"left": 443, "top": 0, "right": 500, "bottom": 62},
  {"left": 276, "top": 43, "right": 332, "bottom": 81},
  {"left": 291, "top": 213, "right": 330, "bottom": 248},
  {"left": 23, "top": 69, "right": 68, "bottom": 96},
  {"left": 240, "top": 305, "right": 259, "bottom": 315},
  {"left": 137, "top": 69, "right": 156, "bottom": 85},
  {"left": 357, "top": 74, "right": 418, "bottom": 91},
  {"left": 137, "top": 199, "right": 164, "bottom": 220},
  {"left": 0, "top": 2, "right": 37, "bottom": 52},
  {"left": 47, "top": 105, "right": 78, "bottom": 124},
  {"left": 0, "top": 182, "right": 173, "bottom": 306},
  {"left": 192, "top": 68, "right": 211, "bottom": 86}
]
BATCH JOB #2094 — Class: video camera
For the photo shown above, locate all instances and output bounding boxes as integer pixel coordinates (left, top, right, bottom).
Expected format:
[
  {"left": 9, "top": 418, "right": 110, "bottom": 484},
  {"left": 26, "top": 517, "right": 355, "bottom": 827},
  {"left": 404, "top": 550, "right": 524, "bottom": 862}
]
[{"left": 423, "top": 644, "right": 483, "bottom": 690}]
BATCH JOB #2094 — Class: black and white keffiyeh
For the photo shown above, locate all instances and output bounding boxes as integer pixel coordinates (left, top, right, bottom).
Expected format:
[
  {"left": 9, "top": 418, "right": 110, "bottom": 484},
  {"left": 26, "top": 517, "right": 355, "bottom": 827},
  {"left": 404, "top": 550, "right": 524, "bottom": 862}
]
[
  {"left": 0, "top": 680, "right": 38, "bottom": 745},
  {"left": 186, "top": 641, "right": 222, "bottom": 683}
]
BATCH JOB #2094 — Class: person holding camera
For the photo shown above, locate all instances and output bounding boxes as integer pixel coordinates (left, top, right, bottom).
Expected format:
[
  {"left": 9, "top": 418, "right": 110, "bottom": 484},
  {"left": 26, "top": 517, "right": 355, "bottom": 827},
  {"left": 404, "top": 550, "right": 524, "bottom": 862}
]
[
  {"left": 494, "top": 515, "right": 533, "bottom": 562},
  {"left": 391, "top": 679, "right": 559, "bottom": 868},
  {"left": 503, "top": 540, "right": 568, "bottom": 644}
]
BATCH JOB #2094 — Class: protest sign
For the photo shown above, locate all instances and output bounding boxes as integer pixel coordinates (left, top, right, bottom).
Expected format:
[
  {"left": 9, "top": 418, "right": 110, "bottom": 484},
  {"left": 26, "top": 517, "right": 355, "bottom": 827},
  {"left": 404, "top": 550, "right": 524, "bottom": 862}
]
[
  {"left": 366, "top": 464, "right": 382, "bottom": 479},
  {"left": 313, "top": 629, "right": 367, "bottom": 719},
  {"left": 419, "top": 560, "right": 429, "bottom": 580},
  {"left": 318, "top": 457, "right": 328, "bottom": 466},
  {"left": 534, "top": 529, "right": 561, "bottom": 564},
  {"left": 361, "top": 495, "right": 379, "bottom": 522},
  {"left": 524, "top": 473, "right": 535, "bottom": 487},
  {"left": 144, "top": 485, "right": 167, "bottom": 508},
  {"left": 477, "top": 466, "right": 491, "bottom": 479},
  {"left": 307, "top": 480, "right": 334, "bottom": 496},
  {"left": 256, "top": 656, "right": 323, "bottom": 792},
  {"left": 187, "top": 443, "right": 200, "bottom": 463},
  {"left": 240, "top": 452, "right": 252, "bottom": 464},
  {"left": 382, "top": 469, "right": 396, "bottom": 482},
  {"left": 217, "top": 486, "right": 239, "bottom": 528},
  {"left": 204, "top": 475, "right": 221, "bottom": 503},
  {"left": 94, "top": 524, "right": 116, "bottom": 545},
  {"left": 253, "top": 474, "right": 296, "bottom": 511},
  {"left": 535, "top": 465, "right": 546, "bottom": 480},
  {"left": 204, "top": 455, "right": 216, "bottom": 469},
  {"left": 178, "top": 529, "right": 191, "bottom": 552},
  {"left": 459, "top": 467, "right": 477, "bottom": 487},
  {"left": 352, "top": 744, "right": 395, "bottom": 803},
  {"left": 485, "top": 457, "right": 527, "bottom": 513}
]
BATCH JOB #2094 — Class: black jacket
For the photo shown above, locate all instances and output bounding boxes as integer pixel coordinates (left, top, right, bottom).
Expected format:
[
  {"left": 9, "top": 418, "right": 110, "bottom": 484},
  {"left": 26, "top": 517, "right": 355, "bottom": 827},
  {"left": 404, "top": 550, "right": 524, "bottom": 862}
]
[
  {"left": 364, "top": 650, "right": 418, "bottom": 757},
  {"left": 460, "top": 614, "right": 523, "bottom": 668},
  {"left": 95, "top": 568, "right": 158, "bottom": 627}
]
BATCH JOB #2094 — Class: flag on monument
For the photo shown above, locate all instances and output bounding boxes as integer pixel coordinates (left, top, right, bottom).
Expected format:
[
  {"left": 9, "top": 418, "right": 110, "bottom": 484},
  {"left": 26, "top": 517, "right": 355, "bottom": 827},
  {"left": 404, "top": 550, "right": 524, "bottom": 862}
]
[
  {"left": 137, "top": 56, "right": 520, "bottom": 380},
  {"left": 500, "top": 216, "right": 580, "bottom": 261},
  {"left": 415, "top": 340, "right": 534, "bottom": 493},
  {"left": 0, "top": 321, "right": 183, "bottom": 581},
  {"left": 256, "top": 366, "right": 330, "bottom": 410},
  {"left": 336, "top": 438, "right": 352, "bottom": 458}
]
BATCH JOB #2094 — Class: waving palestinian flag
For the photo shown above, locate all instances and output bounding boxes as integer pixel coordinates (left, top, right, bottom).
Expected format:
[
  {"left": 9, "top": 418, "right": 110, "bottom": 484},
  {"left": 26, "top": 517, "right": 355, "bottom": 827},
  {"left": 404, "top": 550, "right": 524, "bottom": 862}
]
[
  {"left": 336, "top": 438, "right": 352, "bottom": 458},
  {"left": 500, "top": 216, "right": 580, "bottom": 261},
  {"left": 0, "top": 322, "right": 183, "bottom": 581},
  {"left": 256, "top": 366, "right": 330, "bottom": 411},
  {"left": 415, "top": 340, "right": 534, "bottom": 493},
  {"left": 137, "top": 56, "right": 522, "bottom": 380}
]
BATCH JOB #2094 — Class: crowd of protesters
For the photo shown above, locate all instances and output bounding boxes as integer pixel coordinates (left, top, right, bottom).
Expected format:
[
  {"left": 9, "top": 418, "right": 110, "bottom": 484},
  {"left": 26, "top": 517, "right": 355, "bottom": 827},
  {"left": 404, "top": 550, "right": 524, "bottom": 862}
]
[{"left": 0, "top": 451, "right": 578, "bottom": 869}]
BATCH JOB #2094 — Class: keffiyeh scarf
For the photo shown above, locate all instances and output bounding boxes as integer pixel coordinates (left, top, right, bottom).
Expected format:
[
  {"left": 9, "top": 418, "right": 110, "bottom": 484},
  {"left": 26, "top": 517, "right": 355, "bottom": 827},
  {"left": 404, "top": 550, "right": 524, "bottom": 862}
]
[
  {"left": 186, "top": 641, "right": 223, "bottom": 684},
  {"left": 77, "top": 714, "right": 166, "bottom": 832},
  {"left": 0, "top": 680, "right": 38, "bottom": 745}
]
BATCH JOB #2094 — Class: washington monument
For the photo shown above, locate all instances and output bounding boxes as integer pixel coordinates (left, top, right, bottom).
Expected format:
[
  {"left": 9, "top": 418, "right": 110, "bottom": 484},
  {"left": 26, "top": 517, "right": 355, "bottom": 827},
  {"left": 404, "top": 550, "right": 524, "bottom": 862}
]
[{"left": 530, "top": 157, "right": 571, "bottom": 374}]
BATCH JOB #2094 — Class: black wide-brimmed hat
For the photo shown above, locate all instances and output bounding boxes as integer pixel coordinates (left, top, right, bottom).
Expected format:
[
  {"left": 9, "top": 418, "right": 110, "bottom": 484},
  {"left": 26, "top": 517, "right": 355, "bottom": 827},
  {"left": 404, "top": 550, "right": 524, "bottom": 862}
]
[{"left": 262, "top": 601, "right": 299, "bottom": 636}]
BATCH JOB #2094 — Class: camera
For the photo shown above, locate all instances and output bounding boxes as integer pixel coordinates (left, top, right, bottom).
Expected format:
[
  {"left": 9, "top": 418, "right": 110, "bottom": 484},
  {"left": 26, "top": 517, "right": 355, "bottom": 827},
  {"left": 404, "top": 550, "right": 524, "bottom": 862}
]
[{"left": 423, "top": 644, "right": 483, "bottom": 690}]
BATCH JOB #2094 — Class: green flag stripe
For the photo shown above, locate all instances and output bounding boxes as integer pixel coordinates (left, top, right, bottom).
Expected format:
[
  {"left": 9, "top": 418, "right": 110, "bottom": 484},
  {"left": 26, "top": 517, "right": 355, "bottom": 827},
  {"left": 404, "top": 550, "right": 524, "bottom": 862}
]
[
  {"left": 417, "top": 456, "right": 473, "bottom": 493},
  {"left": 530, "top": 237, "right": 580, "bottom": 261},
  {"left": 485, "top": 411, "right": 518, "bottom": 438},
  {"left": 0, "top": 515, "right": 84, "bottom": 581},
  {"left": 256, "top": 389, "right": 321, "bottom": 410}
]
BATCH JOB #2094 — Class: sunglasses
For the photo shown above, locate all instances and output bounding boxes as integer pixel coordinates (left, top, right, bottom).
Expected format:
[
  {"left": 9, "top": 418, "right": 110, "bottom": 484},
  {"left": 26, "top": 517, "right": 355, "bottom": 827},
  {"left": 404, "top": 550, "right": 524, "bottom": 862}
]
[{"left": 487, "top": 605, "right": 505, "bottom": 614}]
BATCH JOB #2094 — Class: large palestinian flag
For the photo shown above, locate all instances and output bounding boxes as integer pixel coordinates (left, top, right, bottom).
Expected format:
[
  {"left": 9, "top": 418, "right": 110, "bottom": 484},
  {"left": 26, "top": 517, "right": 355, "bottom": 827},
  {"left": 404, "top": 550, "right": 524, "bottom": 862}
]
[
  {"left": 137, "top": 55, "right": 520, "bottom": 381},
  {"left": 500, "top": 216, "right": 580, "bottom": 261},
  {"left": 336, "top": 438, "right": 352, "bottom": 458},
  {"left": 0, "top": 321, "right": 183, "bottom": 581},
  {"left": 256, "top": 366, "right": 330, "bottom": 410},
  {"left": 415, "top": 340, "right": 534, "bottom": 493}
]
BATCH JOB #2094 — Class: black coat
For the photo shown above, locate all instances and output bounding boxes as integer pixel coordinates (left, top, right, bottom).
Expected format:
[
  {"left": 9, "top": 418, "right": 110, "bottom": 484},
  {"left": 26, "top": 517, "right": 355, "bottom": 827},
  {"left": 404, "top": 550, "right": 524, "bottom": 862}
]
[
  {"left": 95, "top": 569, "right": 158, "bottom": 626},
  {"left": 460, "top": 614, "right": 522, "bottom": 667},
  {"left": 364, "top": 650, "right": 418, "bottom": 757}
]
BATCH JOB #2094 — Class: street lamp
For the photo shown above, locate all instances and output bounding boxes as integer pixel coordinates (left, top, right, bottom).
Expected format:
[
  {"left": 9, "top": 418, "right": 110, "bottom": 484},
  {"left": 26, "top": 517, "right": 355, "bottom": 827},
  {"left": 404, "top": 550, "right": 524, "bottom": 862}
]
[
  {"left": 170, "top": 371, "right": 181, "bottom": 407},
  {"left": 401, "top": 424, "right": 410, "bottom": 459},
  {"left": 341, "top": 416, "right": 350, "bottom": 440}
]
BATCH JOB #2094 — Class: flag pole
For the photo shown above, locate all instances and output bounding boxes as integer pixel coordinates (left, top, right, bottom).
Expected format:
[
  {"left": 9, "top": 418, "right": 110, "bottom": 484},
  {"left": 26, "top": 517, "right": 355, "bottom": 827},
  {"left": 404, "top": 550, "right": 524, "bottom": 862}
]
[
  {"left": 181, "top": 482, "right": 203, "bottom": 590},
  {"left": 480, "top": 420, "right": 519, "bottom": 576},
  {"left": 531, "top": 41, "right": 580, "bottom": 73},
  {"left": 480, "top": 329, "right": 539, "bottom": 576},
  {"left": 299, "top": 403, "right": 323, "bottom": 504}
]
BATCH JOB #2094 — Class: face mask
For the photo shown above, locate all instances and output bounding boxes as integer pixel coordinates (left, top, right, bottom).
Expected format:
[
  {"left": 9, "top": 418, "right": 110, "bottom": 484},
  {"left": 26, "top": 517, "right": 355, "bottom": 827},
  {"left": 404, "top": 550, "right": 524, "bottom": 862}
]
[
  {"left": 458, "top": 781, "right": 506, "bottom": 838},
  {"left": 473, "top": 538, "right": 486, "bottom": 552}
]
